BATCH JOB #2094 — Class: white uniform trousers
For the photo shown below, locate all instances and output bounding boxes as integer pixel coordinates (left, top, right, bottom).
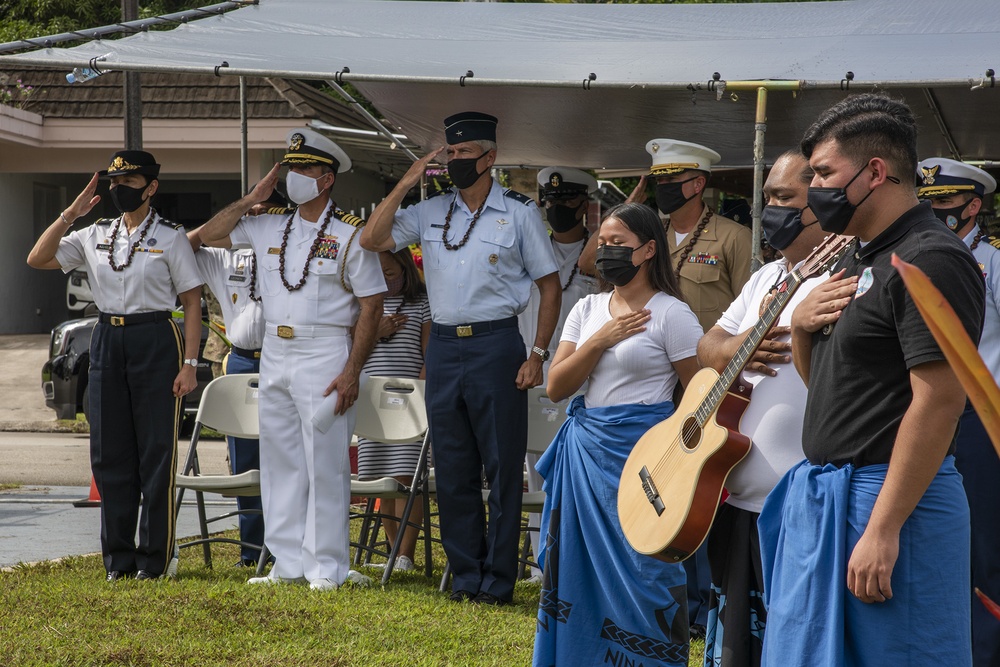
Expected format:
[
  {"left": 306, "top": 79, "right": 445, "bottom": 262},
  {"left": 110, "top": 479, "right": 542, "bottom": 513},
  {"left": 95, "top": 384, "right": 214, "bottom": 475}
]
[{"left": 259, "top": 328, "right": 354, "bottom": 584}]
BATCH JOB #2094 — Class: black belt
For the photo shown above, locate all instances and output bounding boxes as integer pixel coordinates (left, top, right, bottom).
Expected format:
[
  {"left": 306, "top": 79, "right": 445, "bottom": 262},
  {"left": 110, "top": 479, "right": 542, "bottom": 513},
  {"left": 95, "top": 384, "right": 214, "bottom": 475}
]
[
  {"left": 431, "top": 316, "right": 518, "bottom": 338},
  {"left": 231, "top": 345, "right": 262, "bottom": 359},
  {"left": 98, "top": 311, "right": 172, "bottom": 326}
]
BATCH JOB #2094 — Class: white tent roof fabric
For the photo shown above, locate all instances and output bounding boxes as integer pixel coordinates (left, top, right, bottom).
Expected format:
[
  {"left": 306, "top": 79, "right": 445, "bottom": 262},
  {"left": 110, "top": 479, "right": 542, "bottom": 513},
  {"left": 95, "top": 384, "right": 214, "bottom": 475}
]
[{"left": 3, "top": 0, "right": 999, "bottom": 170}]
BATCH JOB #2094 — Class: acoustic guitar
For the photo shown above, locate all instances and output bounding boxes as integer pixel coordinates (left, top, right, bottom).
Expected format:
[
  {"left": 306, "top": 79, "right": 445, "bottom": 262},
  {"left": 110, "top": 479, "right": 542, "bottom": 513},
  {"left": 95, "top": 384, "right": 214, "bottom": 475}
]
[{"left": 618, "top": 233, "right": 855, "bottom": 562}]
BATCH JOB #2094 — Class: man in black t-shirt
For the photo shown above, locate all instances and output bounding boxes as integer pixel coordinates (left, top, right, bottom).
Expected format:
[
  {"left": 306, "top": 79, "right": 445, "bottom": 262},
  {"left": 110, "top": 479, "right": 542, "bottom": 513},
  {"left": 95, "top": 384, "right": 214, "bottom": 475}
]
[{"left": 758, "top": 94, "right": 985, "bottom": 667}]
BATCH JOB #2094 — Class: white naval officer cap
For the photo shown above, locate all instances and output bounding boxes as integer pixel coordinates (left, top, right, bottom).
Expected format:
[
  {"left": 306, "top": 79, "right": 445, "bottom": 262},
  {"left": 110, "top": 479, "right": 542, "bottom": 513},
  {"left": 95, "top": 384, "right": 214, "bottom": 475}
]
[
  {"left": 646, "top": 138, "right": 721, "bottom": 177},
  {"left": 916, "top": 157, "right": 996, "bottom": 199},
  {"left": 281, "top": 127, "right": 352, "bottom": 174},
  {"left": 537, "top": 167, "right": 599, "bottom": 200}
]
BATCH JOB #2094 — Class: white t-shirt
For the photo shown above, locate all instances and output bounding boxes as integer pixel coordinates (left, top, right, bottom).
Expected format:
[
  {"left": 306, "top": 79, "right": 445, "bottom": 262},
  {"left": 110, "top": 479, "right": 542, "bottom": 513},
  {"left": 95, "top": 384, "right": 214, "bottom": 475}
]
[
  {"left": 561, "top": 291, "right": 702, "bottom": 408},
  {"left": 715, "top": 258, "right": 824, "bottom": 512}
]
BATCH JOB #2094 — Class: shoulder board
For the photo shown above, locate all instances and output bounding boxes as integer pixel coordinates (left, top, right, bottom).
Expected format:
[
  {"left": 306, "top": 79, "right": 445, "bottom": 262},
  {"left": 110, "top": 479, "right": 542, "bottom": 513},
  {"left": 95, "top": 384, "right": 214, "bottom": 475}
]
[
  {"left": 503, "top": 189, "right": 535, "bottom": 207},
  {"left": 266, "top": 206, "right": 295, "bottom": 216},
  {"left": 94, "top": 218, "right": 115, "bottom": 226},
  {"left": 155, "top": 218, "right": 184, "bottom": 231},
  {"left": 989, "top": 235, "right": 1000, "bottom": 251},
  {"left": 335, "top": 209, "right": 365, "bottom": 227}
]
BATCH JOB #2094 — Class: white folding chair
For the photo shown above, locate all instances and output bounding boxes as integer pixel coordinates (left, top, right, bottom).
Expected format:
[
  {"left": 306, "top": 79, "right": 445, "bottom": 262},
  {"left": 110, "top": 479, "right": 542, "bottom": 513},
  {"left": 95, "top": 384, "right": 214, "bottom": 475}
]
[
  {"left": 174, "top": 373, "right": 261, "bottom": 571},
  {"left": 349, "top": 376, "right": 433, "bottom": 585}
]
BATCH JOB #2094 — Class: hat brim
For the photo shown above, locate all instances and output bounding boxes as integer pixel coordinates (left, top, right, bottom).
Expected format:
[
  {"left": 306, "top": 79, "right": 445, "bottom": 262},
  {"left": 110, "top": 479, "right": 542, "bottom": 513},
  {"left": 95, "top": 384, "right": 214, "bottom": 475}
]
[{"left": 99, "top": 167, "right": 160, "bottom": 178}]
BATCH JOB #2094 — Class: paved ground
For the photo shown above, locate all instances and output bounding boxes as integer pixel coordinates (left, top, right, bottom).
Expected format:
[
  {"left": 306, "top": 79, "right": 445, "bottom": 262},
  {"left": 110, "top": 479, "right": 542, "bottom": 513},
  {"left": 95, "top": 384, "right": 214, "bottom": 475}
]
[{"left": 0, "top": 334, "right": 239, "bottom": 569}]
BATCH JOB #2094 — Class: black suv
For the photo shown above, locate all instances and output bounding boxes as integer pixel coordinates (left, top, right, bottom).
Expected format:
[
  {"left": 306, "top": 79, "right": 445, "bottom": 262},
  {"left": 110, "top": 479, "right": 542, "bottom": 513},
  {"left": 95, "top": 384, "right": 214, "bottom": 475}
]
[{"left": 41, "top": 311, "right": 214, "bottom": 429}]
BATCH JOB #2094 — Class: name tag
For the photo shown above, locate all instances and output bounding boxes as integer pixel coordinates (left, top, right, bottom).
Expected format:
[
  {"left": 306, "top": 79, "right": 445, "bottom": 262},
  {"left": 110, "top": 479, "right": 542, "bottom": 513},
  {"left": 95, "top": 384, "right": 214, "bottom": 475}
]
[
  {"left": 430, "top": 223, "right": 445, "bottom": 229},
  {"left": 96, "top": 243, "right": 112, "bottom": 251},
  {"left": 267, "top": 247, "right": 281, "bottom": 255},
  {"left": 228, "top": 274, "right": 247, "bottom": 282}
]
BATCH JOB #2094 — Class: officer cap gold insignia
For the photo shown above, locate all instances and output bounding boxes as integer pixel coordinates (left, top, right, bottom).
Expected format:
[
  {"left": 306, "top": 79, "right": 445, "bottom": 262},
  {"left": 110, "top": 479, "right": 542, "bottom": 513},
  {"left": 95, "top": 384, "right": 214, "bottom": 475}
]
[
  {"left": 645, "top": 138, "right": 720, "bottom": 177},
  {"left": 280, "top": 127, "right": 352, "bottom": 173},
  {"left": 99, "top": 150, "right": 160, "bottom": 179},
  {"left": 537, "top": 167, "right": 598, "bottom": 201},
  {"left": 916, "top": 157, "right": 996, "bottom": 199}
]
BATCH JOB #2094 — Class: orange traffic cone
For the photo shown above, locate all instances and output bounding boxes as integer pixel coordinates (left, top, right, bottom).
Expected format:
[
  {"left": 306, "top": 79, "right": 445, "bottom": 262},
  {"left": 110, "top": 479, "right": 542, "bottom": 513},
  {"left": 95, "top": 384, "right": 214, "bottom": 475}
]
[{"left": 73, "top": 475, "right": 101, "bottom": 508}]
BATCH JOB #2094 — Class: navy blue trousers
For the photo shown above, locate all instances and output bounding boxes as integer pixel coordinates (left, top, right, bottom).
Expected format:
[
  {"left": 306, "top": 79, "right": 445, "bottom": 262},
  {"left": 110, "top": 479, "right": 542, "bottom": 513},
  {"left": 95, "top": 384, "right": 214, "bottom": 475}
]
[
  {"left": 426, "top": 326, "right": 527, "bottom": 602},
  {"left": 954, "top": 403, "right": 1000, "bottom": 667},
  {"left": 90, "top": 318, "right": 183, "bottom": 576},
  {"left": 222, "top": 350, "right": 264, "bottom": 563}
]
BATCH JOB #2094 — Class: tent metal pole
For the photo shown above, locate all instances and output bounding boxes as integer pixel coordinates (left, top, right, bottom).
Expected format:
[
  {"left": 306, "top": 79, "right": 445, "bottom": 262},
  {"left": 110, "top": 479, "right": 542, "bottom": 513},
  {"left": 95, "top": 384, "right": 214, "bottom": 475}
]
[
  {"left": 922, "top": 89, "right": 962, "bottom": 160},
  {"left": 0, "top": 1, "right": 254, "bottom": 55},
  {"left": 0, "top": 55, "right": 990, "bottom": 92},
  {"left": 751, "top": 87, "right": 768, "bottom": 273},
  {"left": 324, "top": 80, "right": 420, "bottom": 163},
  {"left": 240, "top": 76, "right": 248, "bottom": 195}
]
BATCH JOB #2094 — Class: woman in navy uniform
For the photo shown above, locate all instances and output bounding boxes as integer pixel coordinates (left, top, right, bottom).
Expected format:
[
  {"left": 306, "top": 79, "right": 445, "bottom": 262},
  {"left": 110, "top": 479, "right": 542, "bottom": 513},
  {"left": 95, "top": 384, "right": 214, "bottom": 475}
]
[{"left": 28, "top": 150, "right": 203, "bottom": 581}]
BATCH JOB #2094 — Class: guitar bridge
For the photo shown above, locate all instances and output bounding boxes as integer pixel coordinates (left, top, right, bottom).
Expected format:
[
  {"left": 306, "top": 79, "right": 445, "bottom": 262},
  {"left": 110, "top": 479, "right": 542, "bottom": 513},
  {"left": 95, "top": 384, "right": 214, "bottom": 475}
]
[{"left": 639, "top": 466, "right": 665, "bottom": 516}]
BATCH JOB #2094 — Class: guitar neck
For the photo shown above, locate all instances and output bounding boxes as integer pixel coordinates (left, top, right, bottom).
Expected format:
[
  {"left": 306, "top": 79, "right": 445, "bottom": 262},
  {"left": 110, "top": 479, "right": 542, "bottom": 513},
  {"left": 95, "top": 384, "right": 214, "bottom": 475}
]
[{"left": 695, "top": 269, "right": 804, "bottom": 425}]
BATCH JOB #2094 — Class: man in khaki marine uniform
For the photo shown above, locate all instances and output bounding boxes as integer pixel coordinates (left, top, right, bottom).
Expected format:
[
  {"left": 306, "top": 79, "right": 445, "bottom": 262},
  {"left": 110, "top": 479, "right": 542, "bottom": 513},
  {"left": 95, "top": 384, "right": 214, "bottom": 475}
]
[{"left": 638, "top": 139, "right": 752, "bottom": 333}]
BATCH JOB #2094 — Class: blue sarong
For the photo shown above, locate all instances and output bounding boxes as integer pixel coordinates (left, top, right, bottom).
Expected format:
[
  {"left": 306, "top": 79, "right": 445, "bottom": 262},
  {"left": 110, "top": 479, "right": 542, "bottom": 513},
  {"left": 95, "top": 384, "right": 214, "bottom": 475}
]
[
  {"left": 758, "top": 457, "right": 971, "bottom": 667},
  {"left": 532, "top": 396, "right": 689, "bottom": 667}
]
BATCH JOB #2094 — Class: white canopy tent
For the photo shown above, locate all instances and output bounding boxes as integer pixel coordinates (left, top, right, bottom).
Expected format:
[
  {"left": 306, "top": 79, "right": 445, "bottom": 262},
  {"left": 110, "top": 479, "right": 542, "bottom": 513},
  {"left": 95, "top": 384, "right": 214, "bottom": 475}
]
[{"left": 2, "top": 0, "right": 999, "bottom": 171}]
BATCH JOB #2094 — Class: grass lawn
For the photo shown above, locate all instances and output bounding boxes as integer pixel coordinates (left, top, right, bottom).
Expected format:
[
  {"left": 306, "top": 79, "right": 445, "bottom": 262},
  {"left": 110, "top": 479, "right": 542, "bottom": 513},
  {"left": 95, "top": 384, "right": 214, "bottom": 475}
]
[{"left": 0, "top": 527, "right": 705, "bottom": 666}]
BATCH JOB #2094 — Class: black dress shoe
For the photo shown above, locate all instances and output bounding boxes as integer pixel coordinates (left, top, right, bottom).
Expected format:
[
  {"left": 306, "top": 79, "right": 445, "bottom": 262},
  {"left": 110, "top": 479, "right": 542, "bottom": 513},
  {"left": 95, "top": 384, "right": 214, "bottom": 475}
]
[
  {"left": 106, "top": 570, "right": 135, "bottom": 583},
  {"left": 135, "top": 570, "right": 161, "bottom": 581},
  {"left": 472, "top": 591, "right": 509, "bottom": 606},
  {"left": 449, "top": 589, "right": 476, "bottom": 602},
  {"left": 689, "top": 623, "right": 707, "bottom": 640}
]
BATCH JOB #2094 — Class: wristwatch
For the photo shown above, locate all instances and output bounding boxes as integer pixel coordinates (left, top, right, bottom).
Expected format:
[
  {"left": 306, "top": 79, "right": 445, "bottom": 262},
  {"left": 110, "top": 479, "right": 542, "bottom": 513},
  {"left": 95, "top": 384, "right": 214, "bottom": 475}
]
[
  {"left": 183, "top": 358, "right": 199, "bottom": 368},
  {"left": 531, "top": 346, "right": 550, "bottom": 362}
]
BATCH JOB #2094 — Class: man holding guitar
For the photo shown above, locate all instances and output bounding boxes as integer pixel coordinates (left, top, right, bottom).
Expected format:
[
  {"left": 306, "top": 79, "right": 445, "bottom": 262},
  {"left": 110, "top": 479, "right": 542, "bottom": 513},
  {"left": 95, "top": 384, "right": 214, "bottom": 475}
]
[
  {"left": 759, "top": 94, "right": 985, "bottom": 667},
  {"left": 696, "top": 149, "right": 830, "bottom": 667}
]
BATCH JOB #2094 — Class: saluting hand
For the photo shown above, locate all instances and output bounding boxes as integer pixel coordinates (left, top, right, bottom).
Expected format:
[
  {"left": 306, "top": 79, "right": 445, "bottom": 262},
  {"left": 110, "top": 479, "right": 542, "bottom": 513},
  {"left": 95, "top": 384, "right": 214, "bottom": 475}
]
[
  {"left": 593, "top": 308, "right": 651, "bottom": 350},
  {"left": 65, "top": 173, "right": 102, "bottom": 222},
  {"left": 398, "top": 147, "right": 445, "bottom": 191},
  {"left": 625, "top": 176, "right": 649, "bottom": 206},
  {"left": 791, "top": 269, "right": 858, "bottom": 335},
  {"left": 249, "top": 163, "right": 281, "bottom": 206}
]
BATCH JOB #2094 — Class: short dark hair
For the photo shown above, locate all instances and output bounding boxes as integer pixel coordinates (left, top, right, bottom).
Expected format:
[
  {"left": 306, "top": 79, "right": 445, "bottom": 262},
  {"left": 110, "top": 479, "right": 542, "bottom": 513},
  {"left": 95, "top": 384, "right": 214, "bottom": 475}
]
[
  {"left": 800, "top": 93, "right": 918, "bottom": 178},
  {"left": 598, "top": 202, "right": 684, "bottom": 301},
  {"left": 776, "top": 149, "right": 814, "bottom": 185}
]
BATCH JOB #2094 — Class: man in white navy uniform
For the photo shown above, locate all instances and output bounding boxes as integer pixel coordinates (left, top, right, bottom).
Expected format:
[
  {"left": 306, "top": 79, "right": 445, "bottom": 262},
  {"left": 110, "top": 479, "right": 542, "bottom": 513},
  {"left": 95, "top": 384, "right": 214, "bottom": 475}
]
[
  {"left": 362, "top": 112, "right": 560, "bottom": 605},
  {"left": 27, "top": 150, "right": 203, "bottom": 582},
  {"left": 518, "top": 166, "right": 599, "bottom": 581},
  {"left": 188, "top": 224, "right": 268, "bottom": 567},
  {"left": 917, "top": 157, "right": 1000, "bottom": 667},
  {"left": 199, "top": 128, "right": 386, "bottom": 591}
]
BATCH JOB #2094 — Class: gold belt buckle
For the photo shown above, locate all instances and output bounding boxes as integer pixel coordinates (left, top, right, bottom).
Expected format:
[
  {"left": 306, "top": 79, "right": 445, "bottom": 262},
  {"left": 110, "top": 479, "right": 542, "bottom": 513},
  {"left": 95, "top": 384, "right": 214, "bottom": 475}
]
[
  {"left": 110, "top": 316, "right": 125, "bottom": 326},
  {"left": 456, "top": 325, "right": 473, "bottom": 337},
  {"left": 276, "top": 325, "right": 294, "bottom": 339}
]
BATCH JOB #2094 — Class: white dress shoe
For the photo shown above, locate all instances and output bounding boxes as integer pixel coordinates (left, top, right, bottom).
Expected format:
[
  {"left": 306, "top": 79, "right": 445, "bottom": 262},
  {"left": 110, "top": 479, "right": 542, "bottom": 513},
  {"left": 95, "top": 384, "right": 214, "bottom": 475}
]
[
  {"left": 309, "top": 578, "right": 338, "bottom": 591},
  {"left": 247, "top": 572, "right": 305, "bottom": 585}
]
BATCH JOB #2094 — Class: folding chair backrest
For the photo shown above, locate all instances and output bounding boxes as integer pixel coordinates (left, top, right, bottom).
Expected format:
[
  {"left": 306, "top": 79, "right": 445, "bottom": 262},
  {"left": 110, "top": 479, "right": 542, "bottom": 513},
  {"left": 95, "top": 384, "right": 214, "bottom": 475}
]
[
  {"left": 526, "top": 387, "right": 573, "bottom": 455},
  {"left": 354, "top": 376, "right": 427, "bottom": 444},
  {"left": 196, "top": 374, "right": 260, "bottom": 439}
]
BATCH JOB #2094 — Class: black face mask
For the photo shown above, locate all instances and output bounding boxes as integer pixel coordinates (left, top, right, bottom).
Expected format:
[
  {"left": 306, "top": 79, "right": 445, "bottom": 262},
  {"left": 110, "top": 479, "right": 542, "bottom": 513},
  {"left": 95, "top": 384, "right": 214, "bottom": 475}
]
[
  {"left": 654, "top": 177, "right": 698, "bottom": 215},
  {"left": 596, "top": 244, "right": 643, "bottom": 286},
  {"left": 806, "top": 164, "right": 878, "bottom": 235},
  {"left": 546, "top": 202, "right": 585, "bottom": 234},
  {"left": 760, "top": 204, "right": 817, "bottom": 251},
  {"left": 447, "top": 151, "right": 489, "bottom": 190},
  {"left": 110, "top": 183, "right": 150, "bottom": 214},
  {"left": 931, "top": 202, "right": 973, "bottom": 233}
]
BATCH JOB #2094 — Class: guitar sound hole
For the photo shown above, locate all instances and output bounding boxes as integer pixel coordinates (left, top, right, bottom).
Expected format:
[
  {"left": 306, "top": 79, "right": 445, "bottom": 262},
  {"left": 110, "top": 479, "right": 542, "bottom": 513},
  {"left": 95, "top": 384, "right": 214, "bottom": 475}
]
[{"left": 680, "top": 416, "right": 702, "bottom": 451}]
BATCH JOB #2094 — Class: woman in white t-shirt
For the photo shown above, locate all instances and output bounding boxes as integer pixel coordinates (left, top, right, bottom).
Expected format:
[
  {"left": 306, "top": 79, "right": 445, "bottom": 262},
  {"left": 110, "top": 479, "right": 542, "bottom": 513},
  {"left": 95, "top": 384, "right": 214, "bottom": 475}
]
[{"left": 532, "top": 203, "right": 703, "bottom": 667}]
